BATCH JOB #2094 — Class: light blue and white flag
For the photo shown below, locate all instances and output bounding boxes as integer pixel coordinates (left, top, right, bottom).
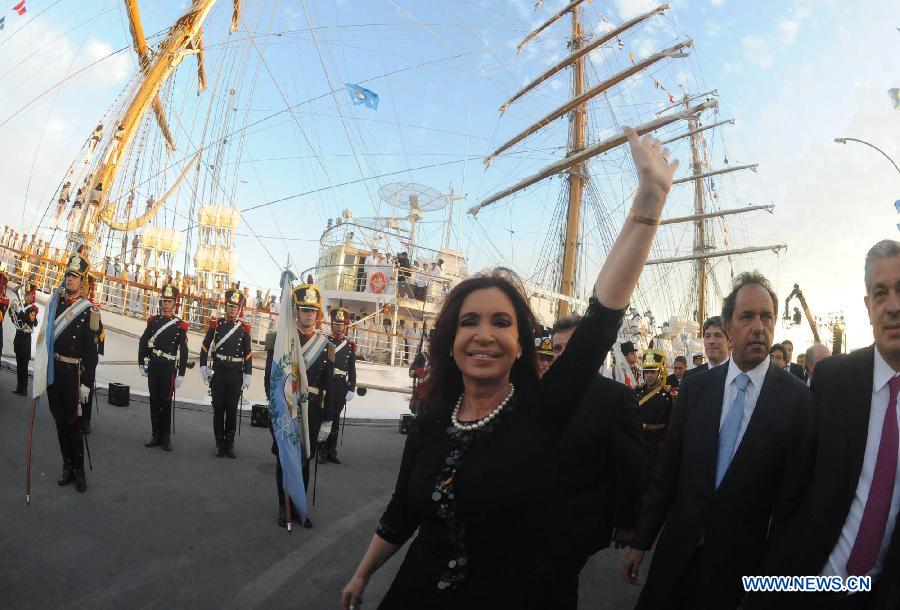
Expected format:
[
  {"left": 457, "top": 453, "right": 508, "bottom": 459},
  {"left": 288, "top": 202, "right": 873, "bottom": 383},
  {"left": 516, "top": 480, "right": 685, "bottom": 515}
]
[
  {"left": 268, "top": 270, "right": 310, "bottom": 519},
  {"left": 345, "top": 83, "right": 379, "bottom": 110},
  {"left": 32, "top": 284, "right": 61, "bottom": 399}
]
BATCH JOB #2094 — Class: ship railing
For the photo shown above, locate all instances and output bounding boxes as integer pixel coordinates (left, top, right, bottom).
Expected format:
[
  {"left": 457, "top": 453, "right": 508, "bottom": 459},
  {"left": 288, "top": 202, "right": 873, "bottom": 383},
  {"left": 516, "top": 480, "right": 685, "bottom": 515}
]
[
  {"left": 348, "top": 326, "right": 427, "bottom": 366},
  {"left": 0, "top": 245, "right": 428, "bottom": 357},
  {"left": 0, "top": 246, "right": 280, "bottom": 344}
]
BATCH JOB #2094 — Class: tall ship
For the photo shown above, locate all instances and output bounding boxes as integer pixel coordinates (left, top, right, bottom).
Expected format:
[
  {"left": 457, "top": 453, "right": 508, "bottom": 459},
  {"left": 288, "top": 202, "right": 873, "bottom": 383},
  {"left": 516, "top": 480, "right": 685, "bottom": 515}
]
[{"left": 0, "top": 1, "right": 843, "bottom": 410}]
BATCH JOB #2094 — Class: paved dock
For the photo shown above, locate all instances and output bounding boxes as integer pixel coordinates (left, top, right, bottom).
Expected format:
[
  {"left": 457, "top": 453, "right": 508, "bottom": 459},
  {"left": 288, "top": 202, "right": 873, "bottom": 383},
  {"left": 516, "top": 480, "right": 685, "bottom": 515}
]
[{"left": 0, "top": 364, "right": 642, "bottom": 609}]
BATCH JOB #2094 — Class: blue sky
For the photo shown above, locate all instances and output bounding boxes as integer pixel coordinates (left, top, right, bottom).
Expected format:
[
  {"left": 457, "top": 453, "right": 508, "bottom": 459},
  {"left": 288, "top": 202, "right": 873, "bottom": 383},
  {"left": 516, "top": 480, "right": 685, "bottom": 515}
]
[{"left": 0, "top": 0, "right": 898, "bottom": 350}]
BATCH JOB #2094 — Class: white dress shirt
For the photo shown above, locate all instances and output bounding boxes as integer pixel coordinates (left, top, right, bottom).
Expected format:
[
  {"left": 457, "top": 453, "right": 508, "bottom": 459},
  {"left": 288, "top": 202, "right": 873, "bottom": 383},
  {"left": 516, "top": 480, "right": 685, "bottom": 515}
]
[
  {"left": 719, "top": 356, "right": 770, "bottom": 460},
  {"left": 821, "top": 348, "right": 900, "bottom": 580}
]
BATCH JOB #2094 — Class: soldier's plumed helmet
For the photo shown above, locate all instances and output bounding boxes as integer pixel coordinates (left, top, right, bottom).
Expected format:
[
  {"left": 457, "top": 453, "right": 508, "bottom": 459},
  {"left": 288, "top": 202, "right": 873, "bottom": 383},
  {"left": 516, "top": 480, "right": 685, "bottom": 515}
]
[
  {"left": 161, "top": 283, "right": 179, "bottom": 301},
  {"left": 292, "top": 284, "right": 321, "bottom": 311},
  {"left": 330, "top": 306, "right": 350, "bottom": 323},
  {"left": 641, "top": 349, "right": 667, "bottom": 371},
  {"left": 536, "top": 336, "right": 554, "bottom": 357},
  {"left": 64, "top": 252, "right": 90, "bottom": 278},
  {"left": 224, "top": 288, "right": 244, "bottom": 306}
]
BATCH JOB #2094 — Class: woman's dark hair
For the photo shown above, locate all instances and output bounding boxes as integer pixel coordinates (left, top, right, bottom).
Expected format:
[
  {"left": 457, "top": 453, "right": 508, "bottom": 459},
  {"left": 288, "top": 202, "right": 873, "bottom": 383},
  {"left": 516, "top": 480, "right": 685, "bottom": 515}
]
[
  {"left": 416, "top": 268, "right": 539, "bottom": 422},
  {"left": 770, "top": 343, "right": 787, "bottom": 360}
]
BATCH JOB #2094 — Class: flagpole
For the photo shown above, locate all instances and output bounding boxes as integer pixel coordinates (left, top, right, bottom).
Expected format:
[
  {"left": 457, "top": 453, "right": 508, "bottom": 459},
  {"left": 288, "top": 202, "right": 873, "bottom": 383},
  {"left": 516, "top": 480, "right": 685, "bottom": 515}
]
[
  {"left": 284, "top": 493, "right": 293, "bottom": 534},
  {"left": 25, "top": 398, "right": 37, "bottom": 505}
]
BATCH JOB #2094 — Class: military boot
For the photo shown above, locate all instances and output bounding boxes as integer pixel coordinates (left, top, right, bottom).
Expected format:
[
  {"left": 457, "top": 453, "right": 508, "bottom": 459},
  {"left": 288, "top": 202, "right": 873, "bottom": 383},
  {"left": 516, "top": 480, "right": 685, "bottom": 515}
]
[
  {"left": 145, "top": 415, "right": 160, "bottom": 447},
  {"left": 160, "top": 436, "right": 173, "bottom": 452},
  {"left": 57, "top": 462, "right": 74, "bottom": 486},
  {"left": 74, "top": 469, "right": 87, "bottom": 493},
  {"left": 215, "top": 436, "right": 226, "bottom": 457},
  {"left": 224, "top": 434, "right": 237, "bottom": 459}
]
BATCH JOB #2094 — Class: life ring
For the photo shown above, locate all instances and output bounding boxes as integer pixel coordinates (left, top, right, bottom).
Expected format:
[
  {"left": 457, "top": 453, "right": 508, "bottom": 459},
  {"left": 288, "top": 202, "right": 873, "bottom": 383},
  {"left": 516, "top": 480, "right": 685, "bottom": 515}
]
[{"left": 369, "top": 271, "right": 388, "bottom": 294}]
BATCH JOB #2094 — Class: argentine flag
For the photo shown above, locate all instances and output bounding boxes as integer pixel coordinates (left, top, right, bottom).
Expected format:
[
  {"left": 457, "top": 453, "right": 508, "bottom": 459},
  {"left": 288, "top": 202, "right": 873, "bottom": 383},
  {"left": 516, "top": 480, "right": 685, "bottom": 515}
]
[
  {"left": 345, "top": 83, "right": 379, "bottom": 110},
  {"left": 268, "top": 270, "right": 310, "bottom": 519}
]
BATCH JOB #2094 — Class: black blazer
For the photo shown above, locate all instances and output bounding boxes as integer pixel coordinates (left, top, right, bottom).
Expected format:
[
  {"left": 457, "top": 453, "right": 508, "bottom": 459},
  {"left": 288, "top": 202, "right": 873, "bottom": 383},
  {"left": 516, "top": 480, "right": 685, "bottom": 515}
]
[
  {"left": 632, "top": 362, "right": 812, "bottom": 609},
  {"left": 755, "top": 346, "right": 900, "bottom": 610},
  {"left": 549, "top": 375, "right": 644, "bottom": 566},
  {"left": 683, "top": 362, "right": 710, "bottom": 379},
  {"left": 788, "top": 362, "right": 806, "bottom": 381}
]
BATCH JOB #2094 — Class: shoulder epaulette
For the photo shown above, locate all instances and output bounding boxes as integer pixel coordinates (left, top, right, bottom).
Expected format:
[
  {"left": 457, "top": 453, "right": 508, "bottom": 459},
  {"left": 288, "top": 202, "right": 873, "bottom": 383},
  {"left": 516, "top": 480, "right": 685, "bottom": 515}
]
[
  {"left": 147, "top": 315, "right": 156, "bottom": 326},
  {"left": 179, "top": 320, "right": 189, "bottom": 331},
  {"left": 242, "top": 321, "right": 252, "bottom": 333},
  {"left": 209, "top": 318, "right": 218, "bottom": 329},
  {"left": 349, "top": 339, "right": 356, "bottom": 353}
]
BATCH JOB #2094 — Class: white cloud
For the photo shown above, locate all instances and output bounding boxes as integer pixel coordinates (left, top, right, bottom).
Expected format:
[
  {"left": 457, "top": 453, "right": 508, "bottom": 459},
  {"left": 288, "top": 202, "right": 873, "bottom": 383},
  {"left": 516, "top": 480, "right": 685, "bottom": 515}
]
[
  {"left": 777, "top": 20, "right": 799, "bottom": 45},
  {"left": 614, "top": 0, "right": 652, "bottom": 20},
  {"left": 741, "top": 35, "right": 774, "bottom": 69},
  {"left": 83, "top": 38, "right": 131, "bottom": 84}
]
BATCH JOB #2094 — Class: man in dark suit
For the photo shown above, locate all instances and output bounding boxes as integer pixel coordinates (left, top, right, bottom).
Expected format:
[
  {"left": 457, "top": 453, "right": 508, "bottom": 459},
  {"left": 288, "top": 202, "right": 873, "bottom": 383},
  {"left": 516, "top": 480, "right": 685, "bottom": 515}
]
[
  {"left": 683, "top": 316, "right": 729, "bottom": 380},
  {"left": 667, "top": 355, "right": 687, "bottom": 389},
  {"left": 752, "top": 240, "right": 900, "bottom": 610},
  {"left": 622, "top": 271, "right": 812, "bottom": 609},
  {"left": 546, "top": 315, "right": 644, "bottom": 609},
  {"left": 781, "top": 339, "right": 807, "bottom": 380}
]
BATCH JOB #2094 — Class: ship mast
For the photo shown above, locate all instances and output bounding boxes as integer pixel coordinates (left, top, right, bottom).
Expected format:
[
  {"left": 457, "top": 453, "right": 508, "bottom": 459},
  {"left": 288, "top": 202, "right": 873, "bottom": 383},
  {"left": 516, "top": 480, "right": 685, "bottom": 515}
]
[
  {"left": 559, "top": 5, "right": 587, "bottom": 317},
  {"left": 686, "top": 92, "right": 708, "bottom": 325},
  {"left": 78, "top": 0, "right": 221, "bottom": 255}
]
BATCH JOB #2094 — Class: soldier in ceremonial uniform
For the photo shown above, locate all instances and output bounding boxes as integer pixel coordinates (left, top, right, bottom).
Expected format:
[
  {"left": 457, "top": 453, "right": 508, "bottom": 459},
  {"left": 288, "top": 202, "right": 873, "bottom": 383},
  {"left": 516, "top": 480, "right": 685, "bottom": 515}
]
[
  {"left": 0, "top": 272, "right": 9, "bottom": 364},
  {"left": 79, "top": 274, "right": 104, "bottom": 434},
  {"left": 320, "top": 306, "right": 356, "bottom": 465},
  {"left": 536, "top": 336, "right": 555, "bottom": 378},
  {"left": 200, "top": 288, "right": 252, "bottom": 458},
  {"left": 138, "top": 283, "right": 188, "bottom": 451},
  {"left": 264, "top": 283, "right": 333, "bottom": 528},
  {"left": 12, "top": 282, "right": 38, "bottom": 395},
  {"left": 48, "top": 252, "right": 100, "bottom": 493},
  {"left": 634, "top": 349, "right": 675, "bottom": 487}
]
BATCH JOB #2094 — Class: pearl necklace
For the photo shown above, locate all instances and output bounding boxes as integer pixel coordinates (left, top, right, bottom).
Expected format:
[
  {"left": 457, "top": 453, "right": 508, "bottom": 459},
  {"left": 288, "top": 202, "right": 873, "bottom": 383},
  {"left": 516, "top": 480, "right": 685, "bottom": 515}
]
[{"left": 452, "top": 384, "right": 515, "bottom": 432}]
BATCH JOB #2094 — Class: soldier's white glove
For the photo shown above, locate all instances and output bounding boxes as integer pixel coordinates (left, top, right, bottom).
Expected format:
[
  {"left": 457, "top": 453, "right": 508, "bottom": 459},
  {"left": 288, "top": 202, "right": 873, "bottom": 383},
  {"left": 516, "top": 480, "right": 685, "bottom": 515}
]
[
  {"left": 346, "top": 390, "right": 355, "bottom": 402},
  {"left": 139, "top": 364, "right": 148, "bottom": 377},
  {"left": 317, "top": 421, "right": 332, "bottom": 443},
  {"left": 200, "top": 366, "right": 210, "bottom": 383},
  {"left": 79, "top": 384, "right": 91, "bottom": 404},
  {"left": 242, "top": 374, "right": 251, "bottom": 390},
  {"left": 175, "top": 376, "right": 184, "bottom": 390}
]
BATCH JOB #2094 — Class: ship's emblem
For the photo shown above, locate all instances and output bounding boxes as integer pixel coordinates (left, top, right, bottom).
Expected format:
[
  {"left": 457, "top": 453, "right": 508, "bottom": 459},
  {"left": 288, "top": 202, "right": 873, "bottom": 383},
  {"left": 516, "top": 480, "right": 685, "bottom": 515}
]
[{"left": 369, "top": 272, "right": 387, "bottom": 294}]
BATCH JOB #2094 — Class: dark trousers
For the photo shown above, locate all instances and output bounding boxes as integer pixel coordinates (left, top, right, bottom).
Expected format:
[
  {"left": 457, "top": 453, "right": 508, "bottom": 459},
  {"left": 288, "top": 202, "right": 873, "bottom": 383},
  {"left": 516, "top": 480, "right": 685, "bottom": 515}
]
[
  {"left": 14, "top": 333, "right": 30, "bottom": 392},
  {"left": 325, "top": 397, "right": 345, "bottom": 454},
  {"left": 47, "top": 362, "right": 84, "bottom": 471},
  {"left": 148, "top": 360, "right": 175, "bottom": 439},
  {"left": 211, "top": 366, "right": 242, "bottom": 443},
  {"left": 637, "top": 547, "right": 705, "bottom": 610}
]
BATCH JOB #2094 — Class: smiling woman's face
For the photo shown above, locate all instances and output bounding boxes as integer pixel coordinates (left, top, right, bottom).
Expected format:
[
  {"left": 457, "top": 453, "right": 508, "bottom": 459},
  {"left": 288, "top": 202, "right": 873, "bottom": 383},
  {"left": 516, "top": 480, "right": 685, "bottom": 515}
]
[{"left": 453, "top": 287, "right": 521, "bottom": 384}]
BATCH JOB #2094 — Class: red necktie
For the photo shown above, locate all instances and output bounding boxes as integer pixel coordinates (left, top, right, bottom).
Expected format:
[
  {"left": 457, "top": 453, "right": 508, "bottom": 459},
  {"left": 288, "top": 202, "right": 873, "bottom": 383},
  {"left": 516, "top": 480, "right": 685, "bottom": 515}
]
[{"left": 846, "top": 375, "right": 900, "bottom": 576}]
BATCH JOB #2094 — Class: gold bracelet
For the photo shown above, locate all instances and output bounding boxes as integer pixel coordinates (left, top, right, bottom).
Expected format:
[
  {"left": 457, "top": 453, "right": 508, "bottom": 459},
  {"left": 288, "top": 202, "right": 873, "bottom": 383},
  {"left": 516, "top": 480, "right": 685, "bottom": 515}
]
[{"left": 629, "top": 212, "right": 660, "bottom": 226}]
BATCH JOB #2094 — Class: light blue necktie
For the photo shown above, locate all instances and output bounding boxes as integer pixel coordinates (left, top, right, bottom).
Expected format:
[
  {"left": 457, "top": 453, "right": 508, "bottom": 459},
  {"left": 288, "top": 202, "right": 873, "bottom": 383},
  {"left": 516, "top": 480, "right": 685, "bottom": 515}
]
[{"left": 716, "top": 373, "right": 750, "bottom": 488}]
